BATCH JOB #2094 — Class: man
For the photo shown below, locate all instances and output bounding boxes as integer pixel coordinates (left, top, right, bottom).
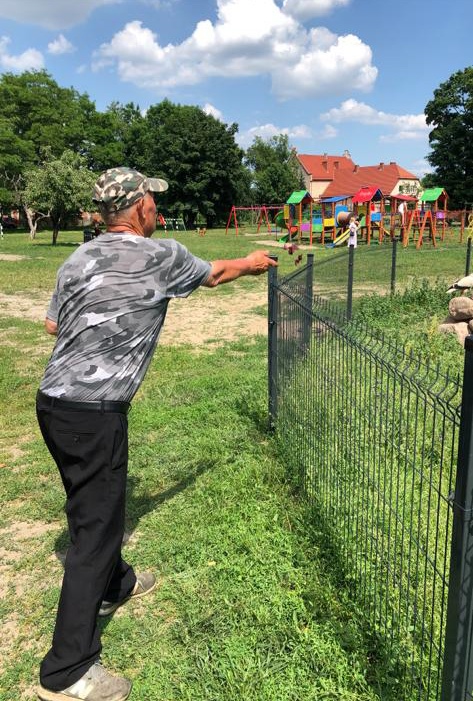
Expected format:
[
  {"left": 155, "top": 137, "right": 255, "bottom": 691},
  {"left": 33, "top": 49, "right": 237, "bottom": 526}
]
[{"left": 36, "top": 167, "right": 276, "bottom": 701}]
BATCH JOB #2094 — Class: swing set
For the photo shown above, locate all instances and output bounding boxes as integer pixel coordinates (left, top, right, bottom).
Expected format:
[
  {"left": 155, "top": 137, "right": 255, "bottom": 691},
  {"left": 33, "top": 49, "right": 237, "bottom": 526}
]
[{"left": 225, "top": 205, "right": 283, "bottom": 235}]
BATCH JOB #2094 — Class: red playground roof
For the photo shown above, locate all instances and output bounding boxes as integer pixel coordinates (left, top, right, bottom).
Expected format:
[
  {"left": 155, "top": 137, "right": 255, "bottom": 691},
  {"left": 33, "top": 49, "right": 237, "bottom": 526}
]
[
  {"left": 391, "top": 194, "right": 418, "bottom": 201},
  {"left": 352, "top": 187, "right": 383, "bottom": 203}
]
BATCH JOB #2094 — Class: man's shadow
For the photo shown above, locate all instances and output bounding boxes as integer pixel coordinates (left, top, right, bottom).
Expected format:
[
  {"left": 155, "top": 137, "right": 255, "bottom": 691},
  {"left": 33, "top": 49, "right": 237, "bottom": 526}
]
[{"left": 53, "top": 458, "right": 215, "bottom": 568}]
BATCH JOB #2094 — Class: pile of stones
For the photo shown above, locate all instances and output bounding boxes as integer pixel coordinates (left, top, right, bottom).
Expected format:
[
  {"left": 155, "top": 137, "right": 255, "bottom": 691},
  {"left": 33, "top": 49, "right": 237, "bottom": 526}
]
[{"left": 439, "top": 296, "right": 473, "bottom": 346}]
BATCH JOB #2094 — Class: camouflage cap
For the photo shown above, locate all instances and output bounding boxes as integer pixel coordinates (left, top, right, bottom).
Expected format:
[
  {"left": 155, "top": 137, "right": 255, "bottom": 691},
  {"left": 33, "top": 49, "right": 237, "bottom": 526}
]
[{"left": 93, "top": 167, "right": 168, "bottom": 213}]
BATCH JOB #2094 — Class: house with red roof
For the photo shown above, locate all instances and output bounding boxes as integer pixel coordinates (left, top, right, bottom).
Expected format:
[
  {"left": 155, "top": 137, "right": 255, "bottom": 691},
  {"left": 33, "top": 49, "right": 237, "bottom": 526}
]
[{"left": 294, "top": 151, "right": 421, "bottom": 201}]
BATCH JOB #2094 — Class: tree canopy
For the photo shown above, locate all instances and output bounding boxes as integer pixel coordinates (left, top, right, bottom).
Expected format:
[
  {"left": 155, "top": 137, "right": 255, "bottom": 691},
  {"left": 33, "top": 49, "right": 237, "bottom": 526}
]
[
  {"left": 0, "top": 70, "right": 307, "bottom": 230},
  {"left": 244, "top": 135, "right": 302, "bottom": 205},
  {"left": 425, "top": 67, "right": 473, "bottom": 208},
  {"left": 130, "top": 100, "right": 246, "bottom": 228},
  {"left": 23, "top": 150, "right": 96, "bottom": 244}
]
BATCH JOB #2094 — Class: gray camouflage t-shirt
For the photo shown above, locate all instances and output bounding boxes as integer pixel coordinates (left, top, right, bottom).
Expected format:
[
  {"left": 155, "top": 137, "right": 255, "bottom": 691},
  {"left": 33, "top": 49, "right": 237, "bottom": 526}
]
[{"left": 40, "top": 233, "right": 211, "bottom": 401}]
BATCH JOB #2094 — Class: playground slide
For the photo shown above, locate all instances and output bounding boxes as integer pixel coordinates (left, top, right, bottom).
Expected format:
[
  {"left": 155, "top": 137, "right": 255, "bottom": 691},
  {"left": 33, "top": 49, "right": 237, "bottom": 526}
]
[{"left": 325, "top": 229, "right": 350, "bottom": 248}]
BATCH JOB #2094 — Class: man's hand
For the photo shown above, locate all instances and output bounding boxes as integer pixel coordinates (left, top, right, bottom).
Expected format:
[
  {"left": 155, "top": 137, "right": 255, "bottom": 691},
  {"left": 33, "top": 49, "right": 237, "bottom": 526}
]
[
  {"left": 45, "top": 318, "right": 58, "bottom": 335},
  {"left": 245, "top": 250, "right": 278, "bottom": 276},
  {"left": 204, "top": 250, "right": 278, "bottom": 287}
]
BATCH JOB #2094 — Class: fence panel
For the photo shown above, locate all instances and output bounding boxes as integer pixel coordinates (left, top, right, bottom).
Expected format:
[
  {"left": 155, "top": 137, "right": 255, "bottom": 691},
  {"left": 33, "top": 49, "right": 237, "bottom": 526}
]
[{"left": 272, "top": 263, "right": 468, "bottom": 700}]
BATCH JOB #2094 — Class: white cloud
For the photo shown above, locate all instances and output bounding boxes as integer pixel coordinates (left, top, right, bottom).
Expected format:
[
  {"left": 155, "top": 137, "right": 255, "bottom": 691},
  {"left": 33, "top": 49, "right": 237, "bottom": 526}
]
[
  {"left": 282, "top": 0, "right": 351, "bottom": 21},
  {"left": 410, "top": 159, "right": 433, "bottom": 177},
  {"left": 203, "top": 103, "right": 224, "bottom": 120},
  {"left": 319, "top": 123, "right": 337, "bottom": 138},
  {"left": 321, "top": 98, "right": 429, "bottom": 141},
  {"left": 0, "top": 0, "right": 121, "bottom": 30},
  {"left": 76, "top": 63, "right": 87, "bottom": 74},
  {"left": 48, "top": 34, "right": 75, "bottom": 55},
  {"left": 237, "top": 122, "right": 312, "bottom": 147},
  {"left": 0, "top": 36, "right": 44, "bottom": 71},
  {"left": 93, "top": 0, "right": 377, "bottom": 100},
  {"left": 0, "top": 0, "right": 179, "bottom": 30}
]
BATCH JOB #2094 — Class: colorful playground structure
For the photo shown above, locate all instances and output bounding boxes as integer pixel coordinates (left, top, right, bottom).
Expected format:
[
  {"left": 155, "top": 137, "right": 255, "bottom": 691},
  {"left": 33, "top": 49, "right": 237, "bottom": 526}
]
[{"left": 225, "top": 186, "right": 473, "bottom": 248}]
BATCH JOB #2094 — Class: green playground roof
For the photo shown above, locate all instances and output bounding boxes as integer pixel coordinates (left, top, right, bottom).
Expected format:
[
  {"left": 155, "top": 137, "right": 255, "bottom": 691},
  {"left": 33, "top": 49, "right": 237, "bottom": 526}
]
[
  {"left": 286, "top": 190, "right": 313, "bottom": 204},
  {"left": 420, "top": 187, "right": 446, "bottom": 202}
]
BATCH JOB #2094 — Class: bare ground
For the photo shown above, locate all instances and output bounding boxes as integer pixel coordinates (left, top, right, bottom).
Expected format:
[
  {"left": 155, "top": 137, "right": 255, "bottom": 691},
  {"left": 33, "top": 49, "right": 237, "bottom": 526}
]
[{"left": 0, "top": 288, "right": 268, "bottom": 345}]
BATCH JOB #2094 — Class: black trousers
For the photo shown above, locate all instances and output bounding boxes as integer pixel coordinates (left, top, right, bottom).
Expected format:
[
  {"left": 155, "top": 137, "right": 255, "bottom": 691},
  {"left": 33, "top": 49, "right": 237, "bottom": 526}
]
[{"left": 36, "top": 392, "right": 136, "bottom": 691}]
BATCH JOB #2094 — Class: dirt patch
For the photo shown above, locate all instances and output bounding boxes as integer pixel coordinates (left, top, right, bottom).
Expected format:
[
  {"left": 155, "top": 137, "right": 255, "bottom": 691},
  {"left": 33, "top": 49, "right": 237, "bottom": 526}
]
[
  {"left": 0, "top": 289, "right": 267, "bottom": 344},
  {"left": 0, "top": 293, "right": 50, "bottom": 322},
  {"left": 0, "top": 547, "right": 22, "bottom": 562},
  {"left": 160, "top": 288, "right": 267, "bottom": 345},
  {"left": 253, "top": 240, "right": 315, "bottom": 250},
  {"left": 0, "top": 520, "right": 60, "bottom": 541},
  {"left": 0, "top": 435, "right": 32, "bottom": 464},
  {"left": 0, "top": 254, "right": 28, "bottom": 261},
  {"left": 0, "top": 614, "right": 20, "bottom": 667}
]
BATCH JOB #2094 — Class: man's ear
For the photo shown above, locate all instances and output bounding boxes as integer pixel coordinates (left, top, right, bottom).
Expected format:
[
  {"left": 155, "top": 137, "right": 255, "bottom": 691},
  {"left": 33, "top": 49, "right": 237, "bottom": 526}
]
[{"left": 136, "top": 197, "right": 146, "bottom": 221}]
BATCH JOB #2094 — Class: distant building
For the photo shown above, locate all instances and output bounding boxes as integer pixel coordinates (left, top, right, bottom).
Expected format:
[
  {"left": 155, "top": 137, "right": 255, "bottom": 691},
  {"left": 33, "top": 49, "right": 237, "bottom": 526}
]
[{"left": 293, "top": 151, "right": 421, "bottom": 200}]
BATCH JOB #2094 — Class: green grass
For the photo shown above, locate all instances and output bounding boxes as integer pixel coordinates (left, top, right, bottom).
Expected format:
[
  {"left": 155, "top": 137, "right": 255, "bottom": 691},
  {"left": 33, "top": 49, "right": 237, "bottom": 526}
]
[{"left": 0, "top": 226, "right": 469, "bottom": 699}]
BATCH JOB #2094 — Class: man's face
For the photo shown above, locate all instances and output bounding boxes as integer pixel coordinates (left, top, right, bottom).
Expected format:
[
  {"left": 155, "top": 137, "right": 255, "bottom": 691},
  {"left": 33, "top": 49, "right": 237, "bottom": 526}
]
[{"left": 142, "top": 192, "right": 157, "bottom": 238}]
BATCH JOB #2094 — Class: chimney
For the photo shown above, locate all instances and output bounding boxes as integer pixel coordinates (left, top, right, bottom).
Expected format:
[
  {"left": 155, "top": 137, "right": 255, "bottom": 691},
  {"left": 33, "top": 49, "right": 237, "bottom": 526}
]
[
  {"left": 353, "top": 164, "right": 359, "bottom": 173},
  {"left": 378, "top": 162, "right": 384, "bottom": 170},
  {"left": 334, "top": 160, "right": 339, "bottom": 170},
  {"left": 390, "top": 161, "right": 396, "bottom": 165},
  {"left": 322, "top": 160, "right": 328, "bottom": 171}
]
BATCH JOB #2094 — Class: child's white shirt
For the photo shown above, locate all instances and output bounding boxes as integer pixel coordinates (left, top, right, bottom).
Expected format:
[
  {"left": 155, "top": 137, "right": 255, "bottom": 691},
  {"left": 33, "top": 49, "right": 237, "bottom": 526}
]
[{"left": 348, "top": 221, "right": 357, "bottom": 247}]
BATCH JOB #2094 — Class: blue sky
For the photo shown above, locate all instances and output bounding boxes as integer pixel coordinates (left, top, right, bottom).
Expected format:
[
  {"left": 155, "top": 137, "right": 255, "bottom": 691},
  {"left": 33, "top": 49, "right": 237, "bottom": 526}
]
[{"left": 0, "top": 0, "right": 471, "bottom": 176}]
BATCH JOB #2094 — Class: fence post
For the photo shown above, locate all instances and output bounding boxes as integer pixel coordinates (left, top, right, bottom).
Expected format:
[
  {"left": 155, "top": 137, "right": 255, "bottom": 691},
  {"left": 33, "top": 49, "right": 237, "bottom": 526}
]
[
  {"left": 268, "top": 256, "right": 278, "bottom": 431},
  {"left": 346, "top": 244, "right": 355, "bottom": 320},
  {"left": 390, "top": 236, "right": 398, "bottom": 296},
  {"left": 442, "top": 334, "right": 473, "bottom": 701},
  {"left": 466, "top": 236, "right": 472, "bottom": 277}
]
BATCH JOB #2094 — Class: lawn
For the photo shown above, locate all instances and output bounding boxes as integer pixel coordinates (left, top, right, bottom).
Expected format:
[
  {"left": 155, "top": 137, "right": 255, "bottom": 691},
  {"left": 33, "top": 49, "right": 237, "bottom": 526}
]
[{"left": 0, "top": 226, "right": 469, "bottom": 700}]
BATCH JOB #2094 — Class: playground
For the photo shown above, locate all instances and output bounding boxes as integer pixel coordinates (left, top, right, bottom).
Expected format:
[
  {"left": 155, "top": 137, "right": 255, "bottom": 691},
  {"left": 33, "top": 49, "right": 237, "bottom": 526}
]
[{"left": 226, "top": 186, "right": 473, "bottom": 250}]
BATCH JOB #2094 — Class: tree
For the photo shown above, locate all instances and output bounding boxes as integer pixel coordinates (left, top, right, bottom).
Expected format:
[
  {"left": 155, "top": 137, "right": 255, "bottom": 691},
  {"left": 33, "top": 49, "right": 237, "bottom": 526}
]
[
  {"left": 425, "top": 68, "right": 473, "bottom": 208},
  {"left": 244, "top": 135, "right": 302, "bottom": 205},
  {"left": 23, "top": 150, "right": 96, "bottom": 245},
  {"left": 129, "top": 100, "right": 245, "bottom": 228},
  {"left": 0, "top": 70, "right": 133, "bottom": 212}
]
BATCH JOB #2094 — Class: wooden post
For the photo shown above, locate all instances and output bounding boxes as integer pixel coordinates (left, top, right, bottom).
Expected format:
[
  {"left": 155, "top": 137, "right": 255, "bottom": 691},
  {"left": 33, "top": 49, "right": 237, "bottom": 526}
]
[
  {"left": 461, "top": 210, "right": 465, "bottom": 243},
  {"left": 332, "top": 202, "right": 336, "bottom": 241},
  {"left": 379, "top": 197, "right": 385, "bottom": 244},
  {"left": 309, "top": 200, "right": 313, "bottom": 246},
  {"left": 367, "top": 204, "right": 371, "bottom": 246},
  {"left": 442, "top": 196, "right": 447, "bottom": 240}
]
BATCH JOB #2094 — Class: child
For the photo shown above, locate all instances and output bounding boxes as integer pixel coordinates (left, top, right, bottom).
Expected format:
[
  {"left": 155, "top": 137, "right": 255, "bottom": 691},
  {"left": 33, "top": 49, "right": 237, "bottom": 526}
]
[{"left": 348, "top": 216, "right": 358, "bottom": 248}]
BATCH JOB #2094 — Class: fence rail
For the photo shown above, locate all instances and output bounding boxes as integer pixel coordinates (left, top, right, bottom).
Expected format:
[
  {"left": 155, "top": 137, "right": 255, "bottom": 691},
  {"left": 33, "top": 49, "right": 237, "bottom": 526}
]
[{"left": 268, "top": 256, "right": 473, "bottom": 700}]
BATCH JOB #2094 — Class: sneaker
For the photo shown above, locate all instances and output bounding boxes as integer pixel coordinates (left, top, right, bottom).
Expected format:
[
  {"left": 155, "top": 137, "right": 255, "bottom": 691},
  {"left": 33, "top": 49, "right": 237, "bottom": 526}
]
[
  {"left": 98, "top": 572, "right": 156, "bottom": 617},
  {"left": 36, "top": 662, "right": 131, "bottom": 701}
]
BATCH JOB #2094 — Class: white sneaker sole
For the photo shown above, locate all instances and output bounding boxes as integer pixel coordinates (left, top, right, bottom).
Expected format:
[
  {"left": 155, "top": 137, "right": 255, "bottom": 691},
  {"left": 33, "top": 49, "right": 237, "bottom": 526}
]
[{"left": 36, "top": 683, "right": 131, "bottom": 701}]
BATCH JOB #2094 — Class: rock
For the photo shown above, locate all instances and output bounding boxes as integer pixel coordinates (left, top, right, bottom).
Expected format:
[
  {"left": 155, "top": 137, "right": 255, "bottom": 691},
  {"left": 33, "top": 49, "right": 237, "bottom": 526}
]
[
  {"left": 454, "top": 322, "right": 470, "bottom": 347},
  {"left": 438, "top": 315, "right": 458, "bottom": 331},
  {"left": 438, "top": 319, "right": 470, "bottom": 347},
  {"left": 448, "top": 296, "right": 473, "bottom": 320}
]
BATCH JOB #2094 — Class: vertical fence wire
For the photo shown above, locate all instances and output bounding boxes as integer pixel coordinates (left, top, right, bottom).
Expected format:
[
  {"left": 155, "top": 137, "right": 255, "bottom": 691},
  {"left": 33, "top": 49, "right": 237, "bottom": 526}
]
[{"left": 271, "top": 260, "right": 467, "bottom": 700}]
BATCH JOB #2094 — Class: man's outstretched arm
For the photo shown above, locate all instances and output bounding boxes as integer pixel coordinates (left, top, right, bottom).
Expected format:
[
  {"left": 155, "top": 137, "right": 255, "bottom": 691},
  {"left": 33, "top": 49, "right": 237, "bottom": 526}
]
[{"left": 204, "top": 250, "right": 277, "bottom": 288}]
